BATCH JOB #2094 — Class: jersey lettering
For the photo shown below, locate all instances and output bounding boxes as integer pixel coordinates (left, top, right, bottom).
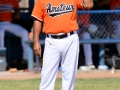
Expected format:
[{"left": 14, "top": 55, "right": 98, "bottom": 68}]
[
  {"left": 47, "top": 3, "right": 74, "bottom": 17},
  {"left": 0, "top": 3, "right": 13, "bottom": 12}
]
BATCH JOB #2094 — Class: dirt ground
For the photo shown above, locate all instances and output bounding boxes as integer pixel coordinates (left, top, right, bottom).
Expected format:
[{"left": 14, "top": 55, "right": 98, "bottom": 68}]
[{"left": 0, "top": 69, "right": 120, "bottom": 80}]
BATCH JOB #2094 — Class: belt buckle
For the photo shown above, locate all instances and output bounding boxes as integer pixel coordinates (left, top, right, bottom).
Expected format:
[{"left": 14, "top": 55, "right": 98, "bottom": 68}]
[{"left": 56, "top": 36, "right": 60, "bottom": 39}]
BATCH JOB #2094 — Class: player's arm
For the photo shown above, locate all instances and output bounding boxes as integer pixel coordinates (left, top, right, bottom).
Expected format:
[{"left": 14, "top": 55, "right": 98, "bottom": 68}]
[
  {"left": 13, "top": 9, "right": 20, "bottom": 20},
  {"left": 33, "top": 19, "right": 43, "bottom": 57},
  {"left": 82, "top": 0, "right": 93, "bottom": 9},
  {"left": 12, "top": 0, "right": 20, "bottom": 20}
]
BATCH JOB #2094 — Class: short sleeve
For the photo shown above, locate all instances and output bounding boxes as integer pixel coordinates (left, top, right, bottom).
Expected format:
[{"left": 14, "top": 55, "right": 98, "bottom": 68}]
[
  {"left": 31, "top": 0, "right": 43, "bottom": 21},
  {"left": 76, "top": 0, "right": 83, "bottom": 9}
]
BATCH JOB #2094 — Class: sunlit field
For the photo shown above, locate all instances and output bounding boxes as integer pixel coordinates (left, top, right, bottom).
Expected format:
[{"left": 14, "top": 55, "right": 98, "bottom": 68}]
[{"left": 0, "top": 78, "right": 120, "bottom": 90}]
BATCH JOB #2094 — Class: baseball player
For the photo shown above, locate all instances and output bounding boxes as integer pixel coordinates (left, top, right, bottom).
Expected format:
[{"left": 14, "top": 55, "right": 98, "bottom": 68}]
[
  {"left": 32, "top": 0, "right": 93, "bottom": 90},
  {"left": 0, "top": 0, "right": 29, "bottom": 61},
  {"left": 77, "top": 14, "right": 95, "bottom": 69},
  {"left": 110, "top": 0, "right": 120, "bottom": 56}
]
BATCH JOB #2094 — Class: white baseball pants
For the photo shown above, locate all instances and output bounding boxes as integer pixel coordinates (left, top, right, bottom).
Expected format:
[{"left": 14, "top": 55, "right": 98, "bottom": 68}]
[
  {"left": 0, "top": 22, "right": 29, "bottom": 60},
  {"left": 111, "top": 20, "right": 120, "bottom": 55},
  {"left": 39, "top": 32, "right": 79, "bottom": 90},
  {"left": 81, "top": 32, "right": 93, "bottom": 65}
]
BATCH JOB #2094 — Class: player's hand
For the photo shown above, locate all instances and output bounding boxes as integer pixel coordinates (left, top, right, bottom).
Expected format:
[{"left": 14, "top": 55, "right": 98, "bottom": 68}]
[{"left": 34, "top": 41, "right": 42, "bottom": 57}]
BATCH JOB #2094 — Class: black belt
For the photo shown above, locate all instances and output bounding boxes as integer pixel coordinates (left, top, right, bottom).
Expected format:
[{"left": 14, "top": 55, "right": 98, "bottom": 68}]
[{"left": 46, "top": 31, "right": 74, "bottom": 39}]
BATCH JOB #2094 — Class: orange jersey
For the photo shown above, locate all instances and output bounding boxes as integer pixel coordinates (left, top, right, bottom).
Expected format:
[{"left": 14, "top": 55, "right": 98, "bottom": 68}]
[
  {"left": 0, "top": 0, "right": 19, "bottom": 22},
  {"left": 110, "top": 0, "right": 120, "bottom": 10},
  {"left": 32, "top": 0, "right": 83, "bottom": 34}
]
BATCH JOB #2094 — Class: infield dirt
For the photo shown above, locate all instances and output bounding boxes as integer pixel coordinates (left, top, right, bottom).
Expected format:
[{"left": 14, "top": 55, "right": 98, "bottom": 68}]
[{"left": 0, "top": 70, "right": 120, "bottom": 80}]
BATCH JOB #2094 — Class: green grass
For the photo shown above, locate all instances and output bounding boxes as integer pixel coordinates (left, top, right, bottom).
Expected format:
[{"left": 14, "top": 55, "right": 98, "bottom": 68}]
[{"left": 0, "top": 78, "right": 120, "bottom": 90}]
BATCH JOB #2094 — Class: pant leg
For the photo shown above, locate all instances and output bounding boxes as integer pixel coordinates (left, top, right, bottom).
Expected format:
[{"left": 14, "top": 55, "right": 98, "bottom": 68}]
[
  {"left": 0, "top": 27, "right": 5, "bottom": 47},
  {"left": 2, "top": 22, "right": 29, "bottom": 60},
  {"left": 112, "top": 20, "right": 120, "bottom": 55},
  {"left": 82, "top": 32, "right": 93, "bottom": 65},
  {"left": 40, "top": 38, "right": 61, "bottom": 90},
  {"left": 61, "top": 34, "right": 79, "bottom": 90},
  {"left": 116, "top": 43, "right": 120, "bottom": 55}
]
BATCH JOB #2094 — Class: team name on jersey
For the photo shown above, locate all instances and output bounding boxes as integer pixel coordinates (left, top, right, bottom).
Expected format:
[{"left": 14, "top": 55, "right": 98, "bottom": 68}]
[
  {"left": 46, "top": 3, "right": 74, "bottom": 17},
  {"left": 0, "top": 3, "right": 13, "bottom": 12}
]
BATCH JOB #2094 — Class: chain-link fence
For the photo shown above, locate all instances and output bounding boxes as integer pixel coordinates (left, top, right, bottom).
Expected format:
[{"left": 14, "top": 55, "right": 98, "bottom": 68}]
[
  {"left": 77, "top": 10, "right": 120, "bottom": 44},
  {"left": 39, "top": 10, "right": 120, "bottom": 44}
]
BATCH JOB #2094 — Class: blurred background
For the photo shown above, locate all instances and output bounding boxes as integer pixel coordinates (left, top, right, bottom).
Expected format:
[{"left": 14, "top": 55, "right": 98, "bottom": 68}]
[{"left": 0, "top": 0, "right": 120, "bottom": 72}]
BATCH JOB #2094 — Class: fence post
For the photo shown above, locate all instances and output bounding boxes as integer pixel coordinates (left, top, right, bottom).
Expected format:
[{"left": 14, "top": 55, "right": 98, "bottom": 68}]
[
  {"left": 35, "top": 56, "right": 40, "bottom": 71},
  {"left": 99, "top": 44, "right": 105, "bottom": 65},
  {"left": 27, "top": 43, "right": 34, "bottom": 71},
  {"left": 0, "top": 47, "right": 7, "bottom": 71}
]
